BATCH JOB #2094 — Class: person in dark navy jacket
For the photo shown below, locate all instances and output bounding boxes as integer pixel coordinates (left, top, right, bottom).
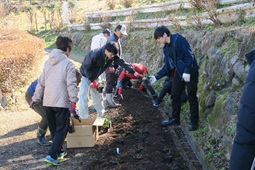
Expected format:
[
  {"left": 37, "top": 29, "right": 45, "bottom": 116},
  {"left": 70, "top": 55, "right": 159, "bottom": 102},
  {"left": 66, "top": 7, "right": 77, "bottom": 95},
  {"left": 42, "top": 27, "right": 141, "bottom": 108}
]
[
  {"left": 150, "top": 25, "right": 200, "bottom": 131},
  {"left": 230, "top": 48, "right": 255, "bottom": 170}
]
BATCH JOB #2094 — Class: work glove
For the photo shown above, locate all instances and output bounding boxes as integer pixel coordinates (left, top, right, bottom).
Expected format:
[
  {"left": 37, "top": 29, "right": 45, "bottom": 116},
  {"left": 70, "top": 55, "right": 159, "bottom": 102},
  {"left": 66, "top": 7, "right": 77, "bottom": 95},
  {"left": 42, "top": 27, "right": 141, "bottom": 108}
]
[
  {"left": 92, "top": 80, "right": 99, "bottom": 89},
  {"left": 134, "top": 72, "right": 142, "bottom": 78},
  {"left": 109, "top": 67, "right": 115, "bottom": 73},
  {"left": 69, "top": 102, "right": 77, "bottom": 115},
  {"left": 149, "top": 76, "right": 157, "bottom": 85},
  {"left": 118, "top": 88, "right": 123, "bottom": 95},
  {"left": 139, "top": 84, "right": 144, "bottom": 91},
  {"left": 69, "top": 102, "right": 81, "bottom": 122},
  {"left": 182, "top": 73, "right": 190, "bottom": 82},
  {"left": 29, "top": 100, "right": 36, "bottom": 108}
]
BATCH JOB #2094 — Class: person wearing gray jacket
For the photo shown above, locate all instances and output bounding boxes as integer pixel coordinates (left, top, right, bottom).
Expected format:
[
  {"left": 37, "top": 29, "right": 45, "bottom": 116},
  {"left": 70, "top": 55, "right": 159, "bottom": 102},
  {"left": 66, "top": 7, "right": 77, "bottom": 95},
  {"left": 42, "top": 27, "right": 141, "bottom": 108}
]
[{"left": 31, "top": 36, "right": 79, "bottom": 166}]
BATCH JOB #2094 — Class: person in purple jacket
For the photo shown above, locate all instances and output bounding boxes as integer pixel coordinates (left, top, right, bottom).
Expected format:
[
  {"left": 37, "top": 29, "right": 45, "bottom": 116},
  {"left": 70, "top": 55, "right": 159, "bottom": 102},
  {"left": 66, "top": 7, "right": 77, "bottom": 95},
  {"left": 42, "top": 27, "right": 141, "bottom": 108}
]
[{"left": 230, "top": 48, "right": 255, "bottom": 170}]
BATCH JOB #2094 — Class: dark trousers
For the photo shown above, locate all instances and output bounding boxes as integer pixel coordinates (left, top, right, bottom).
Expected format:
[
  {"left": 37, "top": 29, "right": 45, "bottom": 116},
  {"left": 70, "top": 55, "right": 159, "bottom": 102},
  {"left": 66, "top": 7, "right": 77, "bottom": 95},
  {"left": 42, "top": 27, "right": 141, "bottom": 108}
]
[
  {"left": 105, "top": 67, "right": 118, "bottom": 93},
  {"left": 25, "top": 91, "right": 48, "bottom": 131},
  {"left": 143, "top": 78, "right": 158, "bottom": 100},
  {"left": 230, "top": 140, "right": 255, "bottom": 170},
  {"left": 171, "top": 70, "right": 199, "bottom": 124},
  {"left": 45, "top": 107, "right": 70, "bottom": 159},
  {"left": 158, "top": 77, "right": 188, "bottom": 104},
  {"left": 158, "top": 78, "right": 172, "bottom": 104},
  {"left": 230, "top": 122, "right": 255, "bottom": 170},
  {"left": 122, "top": 78, "right": 132, "bottom": 88}
]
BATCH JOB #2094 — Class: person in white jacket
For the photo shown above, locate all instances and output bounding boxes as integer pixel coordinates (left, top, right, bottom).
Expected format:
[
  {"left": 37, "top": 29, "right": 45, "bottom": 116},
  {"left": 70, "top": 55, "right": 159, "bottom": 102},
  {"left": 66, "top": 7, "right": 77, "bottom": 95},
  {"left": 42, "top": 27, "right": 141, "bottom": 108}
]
[
  {"left": 91, "top": 29, "right": 111, "bottom": 50},
  {"left": 30, "top": 36, "right": 79, "bottom": 166}
]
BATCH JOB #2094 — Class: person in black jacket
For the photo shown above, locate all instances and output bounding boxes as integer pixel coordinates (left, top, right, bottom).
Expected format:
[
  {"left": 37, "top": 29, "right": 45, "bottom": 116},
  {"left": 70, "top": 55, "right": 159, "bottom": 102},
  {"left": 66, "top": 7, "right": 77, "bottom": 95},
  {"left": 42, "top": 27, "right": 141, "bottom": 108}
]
[
  {"left": 230, "top": 49, "right": 255, "bottom": 170},
  {"left": 105, "top": 24, "right": 128, "bottom": 108},
  {"left": 150, "top": 25, "right": 200, "bottom": 131},
  {"left": 79, "top": 42, "right": 139, "bottom": 118}
]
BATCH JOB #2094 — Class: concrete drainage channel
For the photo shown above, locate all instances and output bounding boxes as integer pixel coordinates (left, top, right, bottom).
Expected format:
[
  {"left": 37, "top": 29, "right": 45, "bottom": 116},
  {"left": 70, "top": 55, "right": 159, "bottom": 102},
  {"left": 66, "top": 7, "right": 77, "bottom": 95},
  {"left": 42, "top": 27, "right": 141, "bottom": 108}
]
[{"left": 159, "top": 107, "right": 205, "bottom": 170}]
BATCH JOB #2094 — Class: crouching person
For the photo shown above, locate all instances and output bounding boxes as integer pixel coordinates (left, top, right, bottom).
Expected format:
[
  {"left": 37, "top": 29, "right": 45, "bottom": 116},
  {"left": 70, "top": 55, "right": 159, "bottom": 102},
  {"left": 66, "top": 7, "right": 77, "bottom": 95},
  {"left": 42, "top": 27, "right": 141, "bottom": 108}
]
[
  {"left": 30, "top": 36, "right": 79, "bottom": 166},
  {"left": 26, "top": 79, "right": 51, "bottom": 146},
  {"left": 114, "top": 63, "right": 158, "bottom": 105}
]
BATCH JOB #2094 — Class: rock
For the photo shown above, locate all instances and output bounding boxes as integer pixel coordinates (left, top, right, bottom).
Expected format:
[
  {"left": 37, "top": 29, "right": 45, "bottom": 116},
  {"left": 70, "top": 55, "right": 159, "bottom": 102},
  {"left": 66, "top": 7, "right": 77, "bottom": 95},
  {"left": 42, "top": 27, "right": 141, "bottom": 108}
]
[
  {"left": 205, "top": 91, "right": 216, "bottom": 108},
  {"left": 215, "top": 32, "right": 226, "bottom": 47},
  {"left": 233, "top": 60, "right": 247, "bottom": 82},
  {"left": 232, "top": 76, "right": 241, "bottom": 87}
]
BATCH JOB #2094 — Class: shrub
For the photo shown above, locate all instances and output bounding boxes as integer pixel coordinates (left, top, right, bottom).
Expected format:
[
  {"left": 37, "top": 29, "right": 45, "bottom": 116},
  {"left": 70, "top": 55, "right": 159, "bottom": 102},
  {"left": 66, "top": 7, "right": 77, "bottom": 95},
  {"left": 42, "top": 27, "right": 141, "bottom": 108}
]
[
  {"left": 105, "top": 0, "right": 117, "bottom": 10},
  {"left": 0, "top": 30, "right": 45, "bottom": 94},
  {"left": 120, "top": 0, "right": 135, "bottom": 8}
]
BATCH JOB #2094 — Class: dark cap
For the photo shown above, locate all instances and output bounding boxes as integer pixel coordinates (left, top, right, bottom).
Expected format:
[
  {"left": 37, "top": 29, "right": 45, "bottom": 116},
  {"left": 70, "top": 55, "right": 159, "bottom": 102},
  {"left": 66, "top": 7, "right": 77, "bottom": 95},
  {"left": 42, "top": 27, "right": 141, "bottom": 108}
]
[{"left": 102, "top": 28, "right": 111, "bottom": 35}]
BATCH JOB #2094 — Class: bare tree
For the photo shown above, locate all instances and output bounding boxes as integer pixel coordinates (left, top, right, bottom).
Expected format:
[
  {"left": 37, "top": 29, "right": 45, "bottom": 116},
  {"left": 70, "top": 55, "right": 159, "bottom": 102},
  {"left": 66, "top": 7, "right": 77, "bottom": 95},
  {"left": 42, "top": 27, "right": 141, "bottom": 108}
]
[
  {"left": 190, "top": 0, "right": 221, "bottom": 25},
  {"left": 187, "top": 9, "right": 204, "bottom": 29},
  {"left": 3, "top": 0, "right": 11, "bottom": 14},
  {"left": 55, "top": 2, "right": 63, "bottom": 32},
  {"left": 46, "top": 3, "right": 55, "bottom": 31},
  {"left": 39, "top": 5, "right": 48, "bottom": 30},
  {"left": 25, "top": 6, "right": 35, "bottom": 31}
]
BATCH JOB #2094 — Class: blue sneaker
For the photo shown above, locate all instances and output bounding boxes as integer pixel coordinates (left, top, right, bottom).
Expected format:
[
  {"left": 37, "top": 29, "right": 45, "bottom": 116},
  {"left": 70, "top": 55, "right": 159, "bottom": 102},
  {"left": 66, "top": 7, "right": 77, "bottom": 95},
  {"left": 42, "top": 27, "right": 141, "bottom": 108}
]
[
  {"left": 44, "top": 155, "right": 60, "bottom": 166},
  {"left": 58, "top": 151, "right": 67, "bottom": 160}
]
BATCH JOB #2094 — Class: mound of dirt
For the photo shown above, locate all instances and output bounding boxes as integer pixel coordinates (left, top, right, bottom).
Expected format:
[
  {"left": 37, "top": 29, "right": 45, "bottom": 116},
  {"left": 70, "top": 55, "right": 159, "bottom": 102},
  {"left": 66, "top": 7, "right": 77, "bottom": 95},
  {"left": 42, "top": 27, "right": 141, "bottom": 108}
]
[{"left": 0, "top": 88, "right": 202, "bottom": 170}]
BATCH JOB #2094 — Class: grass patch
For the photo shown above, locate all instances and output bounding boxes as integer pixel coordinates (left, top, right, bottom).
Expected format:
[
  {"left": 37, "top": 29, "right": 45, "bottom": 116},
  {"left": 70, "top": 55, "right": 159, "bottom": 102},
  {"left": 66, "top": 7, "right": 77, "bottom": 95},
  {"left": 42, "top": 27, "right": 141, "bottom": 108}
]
[
  {"left": 221, "top": 39, "right": 240, "bottom": 60},
  {"left": 70, "top": 46, "right": 86, "bottom": 64},
  {"left": 34, "top": 30, "right": 58, "bottom": 49}
]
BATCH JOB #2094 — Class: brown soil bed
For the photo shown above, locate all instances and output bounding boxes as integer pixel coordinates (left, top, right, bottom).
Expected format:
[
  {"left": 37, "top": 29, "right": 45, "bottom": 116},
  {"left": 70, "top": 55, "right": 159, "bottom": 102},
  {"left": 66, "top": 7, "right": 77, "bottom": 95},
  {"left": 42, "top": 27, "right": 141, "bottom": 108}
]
[{"left": 0, "top": 88, "right": 202, "bottom": 170}]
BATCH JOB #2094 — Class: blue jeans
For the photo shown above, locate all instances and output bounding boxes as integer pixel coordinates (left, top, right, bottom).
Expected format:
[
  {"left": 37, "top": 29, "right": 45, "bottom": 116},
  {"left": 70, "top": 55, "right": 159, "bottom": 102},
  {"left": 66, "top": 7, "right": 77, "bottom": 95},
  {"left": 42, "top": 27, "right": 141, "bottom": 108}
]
[{"left": 79, "top": 76, "right": 105, "bottom": 118}]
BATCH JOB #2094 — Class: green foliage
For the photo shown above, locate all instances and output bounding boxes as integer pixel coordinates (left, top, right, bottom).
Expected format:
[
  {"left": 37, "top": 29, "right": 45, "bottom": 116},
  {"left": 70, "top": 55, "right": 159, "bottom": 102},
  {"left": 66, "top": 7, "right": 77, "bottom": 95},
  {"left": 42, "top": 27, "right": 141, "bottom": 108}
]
[
  {"left": 221, "top": 39, "right": 239, "bottom": 60},
  {"left": 205, "top": 25, "right": 216, "bottom": 32},
  {"left": 227, "top": 124, "right": 233, "bottom": 136},
  {"left": 245, "top": 17, "right": 255, "bottom": 25},
  {"left": 68, "top": 1, "right": 75, "bottom": 8},
  {"left": 35, "top": 30, "right": 58, "bottom": 49},
  {"left": 191, "top": 120, "right": 228, "bottom": 169},
  {"left": 70, "top": 46, "right": 86, "bottom": 63},
  {"left": 207, "top": 94, "right": 227, "bottom": 129},
  {"left": 103, "top": 117, "right": 111, "bottom": 128}
]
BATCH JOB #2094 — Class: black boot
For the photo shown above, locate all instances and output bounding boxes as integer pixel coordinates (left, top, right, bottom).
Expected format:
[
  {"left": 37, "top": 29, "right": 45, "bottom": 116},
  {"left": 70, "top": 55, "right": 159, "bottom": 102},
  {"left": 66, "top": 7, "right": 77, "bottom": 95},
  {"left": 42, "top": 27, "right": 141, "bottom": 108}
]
[
  {"left": 161, "top": 118, "right": 180, "bottom": 126},
  {"left": 37, "top": 128, "right": 51, "bottom": 146}
]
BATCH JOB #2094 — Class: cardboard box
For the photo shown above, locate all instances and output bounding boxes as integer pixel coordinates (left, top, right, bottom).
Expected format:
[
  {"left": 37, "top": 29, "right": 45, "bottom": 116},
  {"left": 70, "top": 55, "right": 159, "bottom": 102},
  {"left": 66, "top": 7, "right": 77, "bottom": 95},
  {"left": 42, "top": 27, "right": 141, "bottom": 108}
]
[{"left": 66, "top": 118, "right": 105, "bottom": 148}]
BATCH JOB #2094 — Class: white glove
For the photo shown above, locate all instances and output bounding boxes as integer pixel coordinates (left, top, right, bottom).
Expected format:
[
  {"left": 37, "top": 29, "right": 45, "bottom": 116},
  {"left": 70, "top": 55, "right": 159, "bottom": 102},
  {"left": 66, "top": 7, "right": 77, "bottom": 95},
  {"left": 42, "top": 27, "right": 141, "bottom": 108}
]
[
  {"left": 182, "top": 73, "right": 190, "bottom": 82},
  {"left": 149, "top": 76, "right": 157, "bottom": 85}
]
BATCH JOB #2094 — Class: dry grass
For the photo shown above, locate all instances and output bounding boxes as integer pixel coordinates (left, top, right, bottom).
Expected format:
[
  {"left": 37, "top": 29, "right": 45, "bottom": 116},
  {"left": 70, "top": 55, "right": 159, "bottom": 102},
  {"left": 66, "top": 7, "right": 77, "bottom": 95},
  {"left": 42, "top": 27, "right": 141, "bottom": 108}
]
[{"left": 0, "top": 30, "right": 45, "bottom": 100}]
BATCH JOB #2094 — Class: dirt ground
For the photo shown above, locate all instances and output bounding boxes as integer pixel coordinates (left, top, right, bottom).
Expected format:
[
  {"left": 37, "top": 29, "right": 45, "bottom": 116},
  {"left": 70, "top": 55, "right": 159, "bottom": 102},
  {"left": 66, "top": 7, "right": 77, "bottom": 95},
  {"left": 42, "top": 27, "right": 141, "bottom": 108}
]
[{"left": 0, "top": 88, "right": 202, "bottom": 170}]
